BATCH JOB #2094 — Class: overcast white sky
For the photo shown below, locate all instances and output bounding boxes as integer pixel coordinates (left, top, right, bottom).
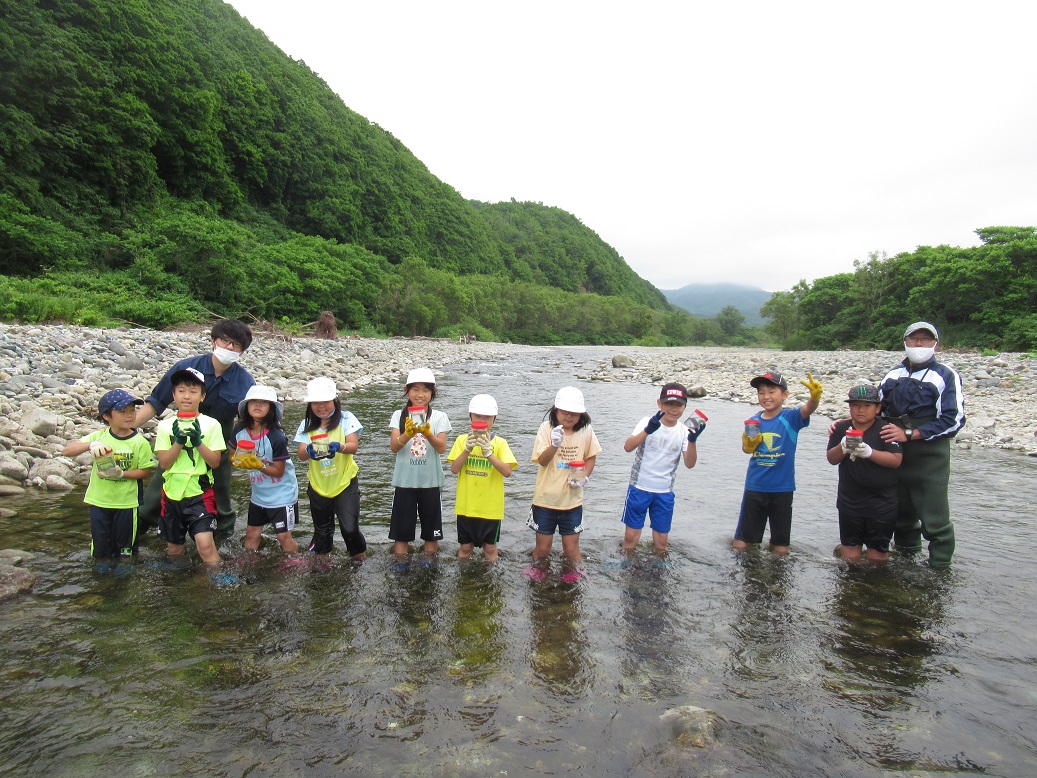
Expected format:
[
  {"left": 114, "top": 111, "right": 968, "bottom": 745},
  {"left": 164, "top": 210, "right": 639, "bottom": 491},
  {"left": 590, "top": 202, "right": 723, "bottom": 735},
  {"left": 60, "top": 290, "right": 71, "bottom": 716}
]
[{"left": 226, "top": 0, "right": 1037, "bottom": 292}]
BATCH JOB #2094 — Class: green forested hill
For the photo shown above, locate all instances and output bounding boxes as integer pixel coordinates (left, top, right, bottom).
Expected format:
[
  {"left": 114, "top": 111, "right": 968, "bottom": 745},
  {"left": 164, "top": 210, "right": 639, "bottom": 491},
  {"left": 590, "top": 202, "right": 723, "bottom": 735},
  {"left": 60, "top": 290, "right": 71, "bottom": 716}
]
[{"left": 0, "top": 0, "right": 675, "bottom": 343}]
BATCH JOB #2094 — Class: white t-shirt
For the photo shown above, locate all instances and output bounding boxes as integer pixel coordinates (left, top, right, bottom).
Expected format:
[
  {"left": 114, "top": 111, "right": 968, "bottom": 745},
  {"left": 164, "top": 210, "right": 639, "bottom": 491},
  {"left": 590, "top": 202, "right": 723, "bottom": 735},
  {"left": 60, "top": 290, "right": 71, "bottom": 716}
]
[{"left": 628, "top": 417, "right": 688, "bottom": 493}]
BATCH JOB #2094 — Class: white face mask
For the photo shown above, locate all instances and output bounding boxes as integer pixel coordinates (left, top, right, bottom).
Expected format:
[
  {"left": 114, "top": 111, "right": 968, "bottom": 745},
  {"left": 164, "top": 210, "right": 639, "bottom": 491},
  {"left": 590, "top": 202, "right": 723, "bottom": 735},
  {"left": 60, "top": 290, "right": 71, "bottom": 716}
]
[
  {"left": 904, "top": 345, "right": 936, "bottom": 364},
  {"left": 212, "top": 346, "right": 241, "bottom": 365}
]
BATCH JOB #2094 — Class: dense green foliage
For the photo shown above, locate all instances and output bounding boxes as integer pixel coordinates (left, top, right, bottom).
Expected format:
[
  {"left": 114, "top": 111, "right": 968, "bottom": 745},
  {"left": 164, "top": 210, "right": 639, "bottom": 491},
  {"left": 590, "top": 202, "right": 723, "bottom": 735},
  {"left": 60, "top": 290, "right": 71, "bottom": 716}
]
[
  {"left": 1, "top": 0, "right": 706, "bottom": 342},
  {"left": 762, "top": 227, "right": 1037, "bottom": 351}
]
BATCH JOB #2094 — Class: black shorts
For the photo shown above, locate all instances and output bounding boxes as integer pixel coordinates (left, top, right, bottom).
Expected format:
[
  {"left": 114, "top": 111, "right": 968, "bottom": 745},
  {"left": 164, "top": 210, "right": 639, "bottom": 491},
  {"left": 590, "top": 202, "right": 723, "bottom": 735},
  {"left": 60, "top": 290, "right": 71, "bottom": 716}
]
[
  {"left": 734, "top": 490, "right": 794, "bottom": 547},
  {"left": 457, "top": 515, "right": 502, "bottom": 548},
  {"left": 838, "top": 509, "right": 897, "bottom": 551},
  {"left": 159, "top": 490, "right": 218, "bottom": 545},
  {"left": 247, "top": 501, "right": 299, "bottom": 535},
  {"left": 389, "top": 487, "right": 443, "bottom": 543},
  {"left": 88, "top": 505, "right": 138, "bottom": 558}
]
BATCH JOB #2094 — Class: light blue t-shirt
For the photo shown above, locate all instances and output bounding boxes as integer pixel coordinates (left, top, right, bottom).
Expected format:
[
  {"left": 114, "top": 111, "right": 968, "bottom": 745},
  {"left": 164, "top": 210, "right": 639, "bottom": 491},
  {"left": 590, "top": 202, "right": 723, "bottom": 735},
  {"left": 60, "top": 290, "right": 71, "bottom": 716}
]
[
  {"left": 389, "top": 408, "right": 451, "bottom": 489},
  {"left": 233, "top": 427, "right": 298, "bottom": 508},
  {"left": 744, "top": 407, "right": 810, "bottom": 493}
]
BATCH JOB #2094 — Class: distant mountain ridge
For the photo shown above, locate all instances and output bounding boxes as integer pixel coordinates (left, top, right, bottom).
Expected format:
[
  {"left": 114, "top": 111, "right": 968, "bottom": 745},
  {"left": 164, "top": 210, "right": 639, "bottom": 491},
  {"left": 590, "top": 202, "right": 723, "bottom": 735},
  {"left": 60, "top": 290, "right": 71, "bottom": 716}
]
[{"left": 662, "top": 283, "right": 772, "bottom": 326}]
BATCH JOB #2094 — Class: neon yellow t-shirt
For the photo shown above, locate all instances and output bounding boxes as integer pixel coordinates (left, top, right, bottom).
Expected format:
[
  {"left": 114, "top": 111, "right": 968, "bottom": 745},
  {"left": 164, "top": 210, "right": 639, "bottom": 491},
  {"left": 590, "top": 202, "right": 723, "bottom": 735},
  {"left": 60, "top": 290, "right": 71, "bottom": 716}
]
[
  {"left": 447, "top": 434, "right": 518, "bottom": 520},
  {"left": 80, "top": 428, "right": 157, "bottom": 509},
  {"left": 155, "top": 413, "right": 226, "bottom": 501}
]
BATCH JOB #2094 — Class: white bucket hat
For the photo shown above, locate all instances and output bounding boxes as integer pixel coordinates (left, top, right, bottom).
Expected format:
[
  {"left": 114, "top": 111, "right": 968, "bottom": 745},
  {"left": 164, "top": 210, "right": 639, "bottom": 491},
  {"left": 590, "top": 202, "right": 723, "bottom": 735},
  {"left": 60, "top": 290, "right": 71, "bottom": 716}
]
[
  {"left": 554, "top": 386, "right": 586, "bottom": 414},
  {"left": 304, "top": 377, "right": 337, "bottom": 403},
  {"left": 238, "top": 385, "right": 283, "bottom": 420},
  {"left": 405, "top": 368, "right": 436, "bottom": 386},
  {"left": 468, "top": 394, "right": 499, "bottom": 416}
]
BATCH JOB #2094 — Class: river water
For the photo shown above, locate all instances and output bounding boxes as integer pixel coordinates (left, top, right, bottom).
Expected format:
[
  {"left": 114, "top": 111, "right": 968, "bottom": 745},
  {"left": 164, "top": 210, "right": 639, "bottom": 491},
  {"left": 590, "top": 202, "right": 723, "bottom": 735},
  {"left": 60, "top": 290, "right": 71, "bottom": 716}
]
[{"left": 1, "top": 347, "right": 1035, "bottom": 776}]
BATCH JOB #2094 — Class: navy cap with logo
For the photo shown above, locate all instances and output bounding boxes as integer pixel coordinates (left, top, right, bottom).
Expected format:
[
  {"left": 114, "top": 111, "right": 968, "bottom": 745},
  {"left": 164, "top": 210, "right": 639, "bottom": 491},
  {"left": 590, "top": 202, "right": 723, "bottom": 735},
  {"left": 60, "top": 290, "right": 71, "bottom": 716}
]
[
  {"left": 845, "top": 385, "right": 881, "bottom": 404},
  {"left": 98, "top": 389, "right": 144, "bottom": 418},
  {"left": 170, "top": 367, "right": 206, "bottom": 387},
  {"left": 659, "top": 382, "right": 689, "bottom": 404},
  {"left": 749, "top": 371, "right": 788, "bottom": 390}
]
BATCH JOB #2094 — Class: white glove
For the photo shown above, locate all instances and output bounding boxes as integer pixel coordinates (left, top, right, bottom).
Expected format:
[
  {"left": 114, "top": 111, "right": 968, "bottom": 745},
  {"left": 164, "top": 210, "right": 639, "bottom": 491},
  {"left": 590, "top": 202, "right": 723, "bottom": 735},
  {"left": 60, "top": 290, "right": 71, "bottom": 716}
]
[
  {"left": 839, "top": 437, "right": 855, "bottom": 456},
  {"left": 550, "top": 425, "right": 565, "bottom": 447},
  {"left": 476, "top": 433, "right": 492, "bottom": 453},
  {"left": 567, "top": 476, "right": 590, "bottom": 489},
  {"left": 464, "top": 434, "right": 478, "bottom": 452},
  {"left": 97, "top": 465, "right": 124, "bottom": 479},
  {"left": 89, "top": 441, "right": 111, "bottom": 458},
  {"left": 850, "top": 442, "right": 874, "bottom": 461}
]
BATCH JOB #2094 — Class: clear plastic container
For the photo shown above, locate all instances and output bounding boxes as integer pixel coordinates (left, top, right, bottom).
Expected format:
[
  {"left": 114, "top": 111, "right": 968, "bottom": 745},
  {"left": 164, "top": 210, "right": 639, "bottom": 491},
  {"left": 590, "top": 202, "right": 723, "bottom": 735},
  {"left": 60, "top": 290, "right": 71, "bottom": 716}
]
[
  {"left": 685, "top": 409, "right": 709, "bottom": 433},
  {"left": 94, "top": 451, "right": 122, "bottom": 479},
  {"left": 232, "top": 439, "right": 258, "bottom": 467},
  {"left": 568, "top": 460, "right": 586, "bottom": 480},
  {"left": 471, "top": 420, "right": 489, "bottom": 454},
  {"left": 844, "top": 429, "right": 863, "bottom": 451},
  {"left": 407, "top": 406, "right": 427, "bottom": 425},
  {"left": 177, "top": 411, "right": 199, "bottom": 446},
  {"left": 744, "top": 419, "right": 761, "bottom": 437},
  {"left": 309, "top": 432, "right": 329, "bottom": 457}
]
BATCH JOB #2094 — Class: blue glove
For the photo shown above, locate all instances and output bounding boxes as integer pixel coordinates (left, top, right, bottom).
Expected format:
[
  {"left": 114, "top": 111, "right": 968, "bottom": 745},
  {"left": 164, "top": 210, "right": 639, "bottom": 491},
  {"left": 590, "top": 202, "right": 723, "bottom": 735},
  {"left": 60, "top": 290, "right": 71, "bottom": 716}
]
[
  {"left": 644, "top": 410, "right": 664, "bottom": 435},
  {"left": 171, "top": 420, "right": 188, "bottom": 446},
  {"left": 328, "top": 441, "right": 341, "bottom": 455},
  {"left": 687, "top": 420, "right": 706, "bottom": 443},
  {"left": 306, "top": 444, "right": 324, "bottom": 460}
]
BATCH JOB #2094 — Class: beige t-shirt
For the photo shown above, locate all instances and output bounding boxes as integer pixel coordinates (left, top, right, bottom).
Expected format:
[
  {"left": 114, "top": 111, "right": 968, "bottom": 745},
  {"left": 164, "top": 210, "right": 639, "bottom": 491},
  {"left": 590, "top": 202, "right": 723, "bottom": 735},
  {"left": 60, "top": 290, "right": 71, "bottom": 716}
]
[{"left": 530, "top": 421, "right": 602, "bottom": 510}]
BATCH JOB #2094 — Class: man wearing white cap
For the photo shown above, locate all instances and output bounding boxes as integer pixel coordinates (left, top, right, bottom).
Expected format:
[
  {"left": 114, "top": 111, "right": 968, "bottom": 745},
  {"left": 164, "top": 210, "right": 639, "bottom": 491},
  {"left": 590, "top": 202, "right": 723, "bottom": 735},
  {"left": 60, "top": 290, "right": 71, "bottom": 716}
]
[{"left": 877, "top": 321, "right": 965, "bottom": 567}]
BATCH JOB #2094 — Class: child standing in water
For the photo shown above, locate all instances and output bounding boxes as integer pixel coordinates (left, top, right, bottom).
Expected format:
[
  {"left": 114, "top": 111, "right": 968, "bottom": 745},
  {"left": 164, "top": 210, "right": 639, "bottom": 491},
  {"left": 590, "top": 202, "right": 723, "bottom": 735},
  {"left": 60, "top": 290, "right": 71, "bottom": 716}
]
[
  {"left": 447, "top": 394, "right": 518, "bottom": 562},
  {"left": 527, "top": 386, "right": 602, "bottom": 582},
  {"left": 388, "top": 368, "right": 452, "bottom": 562},
  {"left": 294, "top": 377, "right": 367, "bottom": 559},
  {"left": 230, "top": 385, "right": 300, "bottom": 554}
]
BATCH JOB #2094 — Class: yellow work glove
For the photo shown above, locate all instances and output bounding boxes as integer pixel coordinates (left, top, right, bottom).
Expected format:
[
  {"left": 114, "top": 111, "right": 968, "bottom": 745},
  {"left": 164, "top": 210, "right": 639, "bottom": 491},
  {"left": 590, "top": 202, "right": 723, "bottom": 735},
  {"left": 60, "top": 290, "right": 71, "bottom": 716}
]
[
  {"left": 403, "top": 417, "right": 417, "bottom": 438},
  {"left": 800, "top": 372, "right": 823, "bottom": 403},
  {"left": 415, "top": 421, "right": 433, "bottom": 437},
  {"left": 741, "top": 433, "right": 762, "bottom": 453},
  {"left": 243, "top": 453, "right": 265, "bottom": 470}
]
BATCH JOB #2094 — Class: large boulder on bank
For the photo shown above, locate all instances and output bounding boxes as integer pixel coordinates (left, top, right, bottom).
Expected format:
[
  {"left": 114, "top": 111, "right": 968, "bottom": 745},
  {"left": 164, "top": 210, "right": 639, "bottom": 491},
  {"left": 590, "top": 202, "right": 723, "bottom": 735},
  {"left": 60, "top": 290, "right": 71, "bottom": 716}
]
[
  {"left": 612, "top": 354, "right": 636, "bottom": 368},
  {"left": 19, "top": 404, "right": 60, "bottom": 438}
]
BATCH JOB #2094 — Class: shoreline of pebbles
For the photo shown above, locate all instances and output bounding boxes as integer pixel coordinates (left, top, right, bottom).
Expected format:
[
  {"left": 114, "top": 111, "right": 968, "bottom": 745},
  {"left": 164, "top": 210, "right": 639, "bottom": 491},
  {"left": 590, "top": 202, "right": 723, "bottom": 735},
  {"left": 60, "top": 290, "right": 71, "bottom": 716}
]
[{"left": 1, "top": 325, "right": 1034, "bottom": 510}]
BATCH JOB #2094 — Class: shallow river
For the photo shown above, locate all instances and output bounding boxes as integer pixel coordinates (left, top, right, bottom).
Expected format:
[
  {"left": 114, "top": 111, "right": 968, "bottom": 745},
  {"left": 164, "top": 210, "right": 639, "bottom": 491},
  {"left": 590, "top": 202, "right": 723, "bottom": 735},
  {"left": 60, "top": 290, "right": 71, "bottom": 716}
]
[{"left": 1, "top": 347, "right": 1036, "bottom": 776}]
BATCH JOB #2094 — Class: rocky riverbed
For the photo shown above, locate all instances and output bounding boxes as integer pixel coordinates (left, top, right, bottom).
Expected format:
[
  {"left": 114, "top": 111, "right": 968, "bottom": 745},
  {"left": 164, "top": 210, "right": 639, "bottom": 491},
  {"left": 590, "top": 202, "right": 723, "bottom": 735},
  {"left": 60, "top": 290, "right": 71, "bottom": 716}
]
[{"left": 1, "top": 324, "right": 1035, "bottom": 510}]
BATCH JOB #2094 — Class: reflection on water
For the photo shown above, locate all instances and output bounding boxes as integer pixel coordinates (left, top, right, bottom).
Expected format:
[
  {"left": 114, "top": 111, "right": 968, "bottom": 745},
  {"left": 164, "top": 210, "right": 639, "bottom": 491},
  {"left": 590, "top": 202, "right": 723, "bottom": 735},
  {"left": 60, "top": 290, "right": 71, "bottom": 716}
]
[{"left": 1, "top": 347, "right": 1037, "bottom": 775}]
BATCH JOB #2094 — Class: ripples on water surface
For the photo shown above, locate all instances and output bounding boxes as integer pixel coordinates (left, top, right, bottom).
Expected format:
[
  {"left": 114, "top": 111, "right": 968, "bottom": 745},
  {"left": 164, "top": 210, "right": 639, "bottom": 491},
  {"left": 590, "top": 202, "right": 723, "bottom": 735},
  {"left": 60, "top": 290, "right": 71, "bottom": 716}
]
[{"left": 1, "top": 347, "right": 1035, "bottom": 776}]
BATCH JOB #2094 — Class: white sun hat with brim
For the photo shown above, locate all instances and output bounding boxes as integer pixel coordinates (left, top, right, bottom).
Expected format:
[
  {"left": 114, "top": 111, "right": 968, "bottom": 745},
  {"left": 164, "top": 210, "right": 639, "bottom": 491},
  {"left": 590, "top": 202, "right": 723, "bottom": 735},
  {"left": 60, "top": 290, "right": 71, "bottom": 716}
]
[
  {"left": 238, "top": 385, "right": 283, "bottom": 420},
  {"left": 468, "top": 394, "right": 499, "bottom": 416},
  {"left": 304, "top": 377, "right": 338, "bottom": 403},
  {"left": 405, "top": 368, "right": 437, "bottom": 386},
  {"left": 554, "top": 386, "right": 586, "bottom": 414}
]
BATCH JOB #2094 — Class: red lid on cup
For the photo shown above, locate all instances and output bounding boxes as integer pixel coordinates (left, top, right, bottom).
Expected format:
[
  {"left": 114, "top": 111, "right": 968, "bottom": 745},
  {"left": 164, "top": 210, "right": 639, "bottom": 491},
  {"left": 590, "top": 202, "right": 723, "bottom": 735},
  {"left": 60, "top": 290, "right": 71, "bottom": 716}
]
[
  {"left": 745, "top": 418, "right": 760, "bottom": 425},
  {"left": 237, "top": 440, "right": 256, "bottom": 450},
  {"left": 177, "top": 411, "right": 198, "bottom": 418},
  {"left": 407, "top": 406, "right": 426, "bottom": 413},
  {"left": 846, "top": 429, "right": 864, "bottom": 437},
  {"left": 471, "top": 421, "right": 488, "bottom": 430},
  {"left": 693, "top": 409, "right": 709, "bottom": 422},
  {"left": 568, "top": 460, "right": 586, "bottom": 468},
  {"left": 311, "top": 432, "right": 328, "bottom": 440}
]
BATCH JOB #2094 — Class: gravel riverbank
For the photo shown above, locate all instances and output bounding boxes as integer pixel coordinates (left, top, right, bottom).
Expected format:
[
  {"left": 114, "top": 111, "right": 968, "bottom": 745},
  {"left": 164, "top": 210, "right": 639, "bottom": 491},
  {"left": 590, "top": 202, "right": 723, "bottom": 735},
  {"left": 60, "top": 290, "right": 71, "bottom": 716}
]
[{"left": 1, "top": 324, "right": 1034, "bottom": 509}]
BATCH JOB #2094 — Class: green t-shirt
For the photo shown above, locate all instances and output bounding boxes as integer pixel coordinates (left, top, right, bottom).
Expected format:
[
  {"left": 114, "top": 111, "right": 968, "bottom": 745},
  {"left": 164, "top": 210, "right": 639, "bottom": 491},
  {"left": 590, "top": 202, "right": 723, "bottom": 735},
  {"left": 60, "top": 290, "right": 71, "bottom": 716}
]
[
  {"left": 81, "top": 428, "right": 157, "bottom": 509},
  {"left": 155, "top": 413, "right": 226, "bottom": 501}
]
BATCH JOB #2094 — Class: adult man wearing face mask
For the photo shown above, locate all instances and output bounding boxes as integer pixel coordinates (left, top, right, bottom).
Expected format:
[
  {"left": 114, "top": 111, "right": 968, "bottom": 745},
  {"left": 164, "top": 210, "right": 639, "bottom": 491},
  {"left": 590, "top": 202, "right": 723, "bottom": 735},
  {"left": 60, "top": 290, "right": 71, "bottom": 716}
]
[
  {"left": 878, "top": 321, "right": 965, "bottom": 567},
  {"left": 135, "top": 320, "right": 256, "bottom": 535}
]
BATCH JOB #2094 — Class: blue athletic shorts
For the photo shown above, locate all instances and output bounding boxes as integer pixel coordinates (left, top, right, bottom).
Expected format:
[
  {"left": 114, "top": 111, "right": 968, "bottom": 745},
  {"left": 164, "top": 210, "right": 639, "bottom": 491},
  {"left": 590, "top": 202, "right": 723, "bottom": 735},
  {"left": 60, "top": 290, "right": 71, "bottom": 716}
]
[
  {"left": 621, "top": 485, "right": 675, "bottom": 533},
  {"left": 528, "top": 504, "right": 584, "bottom": 536}
]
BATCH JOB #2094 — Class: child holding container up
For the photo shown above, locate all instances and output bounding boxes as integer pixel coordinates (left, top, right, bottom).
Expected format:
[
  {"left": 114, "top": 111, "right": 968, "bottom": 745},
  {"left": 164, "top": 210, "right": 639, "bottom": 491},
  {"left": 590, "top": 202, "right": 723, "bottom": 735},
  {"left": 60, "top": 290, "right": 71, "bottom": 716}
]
[
  {"left": 231, "top": 385, "right": 300, "bottom": 554},
  {"left": 388, "top": 368, "right": 452, "bottom": 564},
  {"left": 826, "top": 385, "right": 903, "bottom": 563},
  {"left": 447, "top": 394, "right": 518, "bottom": 562},
  {"left": 621, "top": 383, "right": 707, "bottom": 557},
  {"left": 527, "top": 386, "right": 602, "bottom": 583},
  {"left": 294, "top": 377, "right": 367, "bottom": 559}
]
